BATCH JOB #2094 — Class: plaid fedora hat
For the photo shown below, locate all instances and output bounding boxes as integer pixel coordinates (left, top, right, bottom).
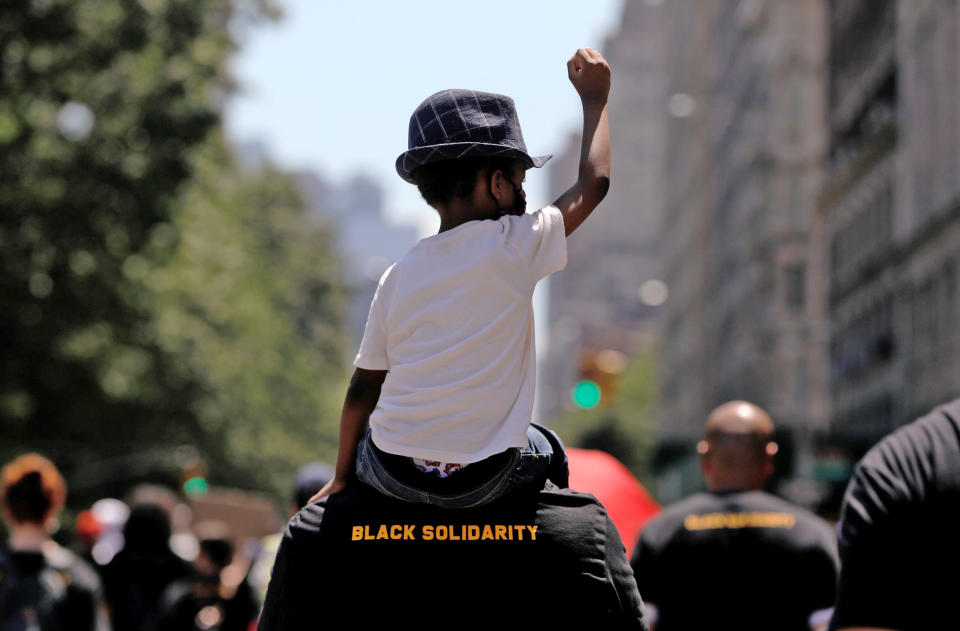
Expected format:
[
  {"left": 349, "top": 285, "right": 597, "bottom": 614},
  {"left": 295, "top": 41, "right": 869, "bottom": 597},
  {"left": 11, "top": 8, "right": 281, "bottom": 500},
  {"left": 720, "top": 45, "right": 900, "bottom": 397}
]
[{"left": 396, "top": 89, "right": 551, "bottom": 183}]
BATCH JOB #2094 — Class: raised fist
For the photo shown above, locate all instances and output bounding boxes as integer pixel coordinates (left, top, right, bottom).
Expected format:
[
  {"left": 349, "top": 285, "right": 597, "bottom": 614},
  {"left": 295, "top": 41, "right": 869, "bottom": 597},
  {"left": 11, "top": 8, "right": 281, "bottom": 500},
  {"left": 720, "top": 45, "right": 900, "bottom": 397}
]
[{"left": 567, "top": 48, "right": 611, "bottom": 103}]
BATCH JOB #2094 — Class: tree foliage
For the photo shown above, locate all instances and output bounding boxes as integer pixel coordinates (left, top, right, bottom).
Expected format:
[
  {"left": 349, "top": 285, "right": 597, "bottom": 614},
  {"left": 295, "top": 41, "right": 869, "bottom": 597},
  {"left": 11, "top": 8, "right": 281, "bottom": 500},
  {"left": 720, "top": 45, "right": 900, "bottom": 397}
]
[
  {"left": 141, "top": 139, "right": 347, "bottom": 494},
  {"left": 0, "top": 0, "right": 346, "bottom": 501}
]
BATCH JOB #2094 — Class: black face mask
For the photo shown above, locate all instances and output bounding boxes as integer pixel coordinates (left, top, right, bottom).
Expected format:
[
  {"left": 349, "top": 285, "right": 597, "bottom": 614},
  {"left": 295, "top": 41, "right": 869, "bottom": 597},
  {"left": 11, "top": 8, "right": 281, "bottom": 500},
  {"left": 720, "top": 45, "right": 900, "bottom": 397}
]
[{"left": 491, "top": 173, "right": 527, "bottom": 216}]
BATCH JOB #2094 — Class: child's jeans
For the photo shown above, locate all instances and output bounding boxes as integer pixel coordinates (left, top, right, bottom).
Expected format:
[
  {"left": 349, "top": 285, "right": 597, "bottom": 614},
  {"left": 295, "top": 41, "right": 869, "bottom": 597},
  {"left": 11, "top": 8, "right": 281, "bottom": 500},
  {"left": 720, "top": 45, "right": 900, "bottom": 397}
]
[{"left": 355, "top": 424, "right": 567, "bottom": 509}]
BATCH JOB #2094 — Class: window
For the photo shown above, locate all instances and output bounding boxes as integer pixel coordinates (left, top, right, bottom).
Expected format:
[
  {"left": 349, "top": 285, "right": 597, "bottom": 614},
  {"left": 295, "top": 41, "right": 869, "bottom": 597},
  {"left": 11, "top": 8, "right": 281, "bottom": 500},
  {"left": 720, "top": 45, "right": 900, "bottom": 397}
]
[{"left": 784, "top": 263, "right": 806, "bottom": 313}]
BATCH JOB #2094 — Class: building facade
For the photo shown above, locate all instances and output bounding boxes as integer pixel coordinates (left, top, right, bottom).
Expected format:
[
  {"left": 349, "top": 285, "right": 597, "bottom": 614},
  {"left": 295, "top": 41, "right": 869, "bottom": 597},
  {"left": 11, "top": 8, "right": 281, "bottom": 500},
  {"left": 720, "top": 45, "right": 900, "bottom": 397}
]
[
  {"left": 657, "top": 2, "right": 829, "bottom": 421},
  {"left": 548, "top": 0, "right": 960, "bottom": 504},
  {"left": 823, "top": 0, "right": 960, "bottom": 450},
  {"left": 654, "top": 0, "right": 830, "bottom": 500}
]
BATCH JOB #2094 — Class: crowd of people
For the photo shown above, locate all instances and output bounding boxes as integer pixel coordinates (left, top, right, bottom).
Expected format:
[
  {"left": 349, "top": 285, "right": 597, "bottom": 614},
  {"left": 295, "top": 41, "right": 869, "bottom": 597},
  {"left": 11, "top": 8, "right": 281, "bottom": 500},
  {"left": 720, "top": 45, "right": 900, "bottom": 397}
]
[
  {"left": 631, "top": 402, "right": 838, "bottom": 630},
  {"left": 4, "top": 397, "right": 957, "bottom": 629},
  {"left": 632, "top": 398, "right": 960, "bottom": 631},
  {"left": 0, "top": 455, "right": 332, "bottom": 631}
]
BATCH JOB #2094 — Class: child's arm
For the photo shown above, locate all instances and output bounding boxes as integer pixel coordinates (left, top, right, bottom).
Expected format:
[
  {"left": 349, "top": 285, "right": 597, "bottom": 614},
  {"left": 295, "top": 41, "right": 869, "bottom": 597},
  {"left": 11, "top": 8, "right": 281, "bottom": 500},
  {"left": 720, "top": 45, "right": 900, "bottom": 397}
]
[
  {"left": 310, "top": 367, "right": 387, "bottom": 502},
  {"left": 553, "top": 47, "right": 612, "bottom": 237}
]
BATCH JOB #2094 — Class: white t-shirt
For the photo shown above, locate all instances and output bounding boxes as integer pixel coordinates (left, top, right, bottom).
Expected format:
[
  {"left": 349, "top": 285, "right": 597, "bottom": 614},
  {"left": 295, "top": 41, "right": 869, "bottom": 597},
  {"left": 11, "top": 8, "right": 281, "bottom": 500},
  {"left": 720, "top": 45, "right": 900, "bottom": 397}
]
[{"left": 354, "top": 205, "right": 567, "bottom": 463}]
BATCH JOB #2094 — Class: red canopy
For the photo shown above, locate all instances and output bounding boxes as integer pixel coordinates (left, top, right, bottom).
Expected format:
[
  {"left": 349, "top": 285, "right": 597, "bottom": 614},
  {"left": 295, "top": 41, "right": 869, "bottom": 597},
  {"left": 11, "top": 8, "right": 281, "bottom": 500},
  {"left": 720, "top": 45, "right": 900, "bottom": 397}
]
[{"left": 566, "top": 447, "right": 661, "bottom": 558}]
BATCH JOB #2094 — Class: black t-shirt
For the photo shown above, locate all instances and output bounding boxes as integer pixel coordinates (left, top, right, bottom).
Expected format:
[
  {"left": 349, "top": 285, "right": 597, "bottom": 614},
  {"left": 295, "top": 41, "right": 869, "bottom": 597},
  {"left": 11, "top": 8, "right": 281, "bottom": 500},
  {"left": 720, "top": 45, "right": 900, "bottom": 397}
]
[
  {"left": 0, "top": 543, "right": 104, "bottom": 631},
  {"left": 101, "top": 548, "right": 192, "bottom": 631},
  {"left": 258, "top": 481, "right": 646, "bottom": 629},
  {"left": 830, "top": 398, "right": 960, "bottom": 631},
  {"left": 631, "top": 489, "right": 838, "bottom": 631}
]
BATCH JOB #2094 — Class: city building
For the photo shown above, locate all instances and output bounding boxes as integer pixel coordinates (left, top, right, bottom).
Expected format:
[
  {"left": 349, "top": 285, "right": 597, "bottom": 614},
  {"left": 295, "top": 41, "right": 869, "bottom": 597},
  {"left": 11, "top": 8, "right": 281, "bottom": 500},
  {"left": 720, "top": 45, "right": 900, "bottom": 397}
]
[
  {"left": 545, "top": 0, "right": 960, "bottom": 506},
  {"left": 822, "top": 0, "right": 960, "bottom": 452},
  {"left": 655, "top": 0, "right": 829, "bottom": 500}
]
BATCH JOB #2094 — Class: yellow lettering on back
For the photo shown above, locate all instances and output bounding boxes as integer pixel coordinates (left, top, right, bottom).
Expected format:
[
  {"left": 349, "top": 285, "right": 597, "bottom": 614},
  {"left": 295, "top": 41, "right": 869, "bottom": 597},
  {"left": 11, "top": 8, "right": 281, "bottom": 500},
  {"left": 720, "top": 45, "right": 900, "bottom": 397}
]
[
  {"left": 422, "top": 525, "right": 434, "bottom": 540},
  {"left": 495, "top": 525, "right": 507, "bottom": 540},
  {"left": 352, "top": 526, "right": 363, "bottom": 541},
  {"left": 404, "top": 524, "right": 415, "bottom": 540},
  {"left": 481, "top": 525, "right": 494, "bottom": 540},
  {"left": 467, "top": 525, "right": 480, "bottom": 540},
  {"left": 376, "top": 525, "right": 389, "bottom": 540},
  {"left": 527, "top": 525, "right": 538, "bottom": 540},
  {"left": 390, "top": 524, "right": 402, "bottom": 540},
  {"left": 684, "top": 511, "right": 798, "bottom": 531}
]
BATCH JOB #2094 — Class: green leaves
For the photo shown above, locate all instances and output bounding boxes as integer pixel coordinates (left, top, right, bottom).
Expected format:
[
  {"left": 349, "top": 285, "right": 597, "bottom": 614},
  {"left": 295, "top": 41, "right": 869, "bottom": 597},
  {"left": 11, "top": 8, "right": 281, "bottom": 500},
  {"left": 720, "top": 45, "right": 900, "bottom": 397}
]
[
  {"left": 1, "top": 0, "right": 343, "bottom": 503},
  {"left": 140, "top": 139, "right": 348, "bottom": 492}
]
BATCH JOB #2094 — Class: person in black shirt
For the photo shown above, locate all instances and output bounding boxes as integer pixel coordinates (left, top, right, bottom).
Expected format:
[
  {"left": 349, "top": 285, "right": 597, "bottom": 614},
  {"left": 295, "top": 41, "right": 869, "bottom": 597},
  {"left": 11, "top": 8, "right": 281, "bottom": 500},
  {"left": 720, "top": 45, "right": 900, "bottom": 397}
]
[
  {"left": 246, "top": 462, "right": 334, "bottom": 607},
  {"left": 830, "top": 397, "right": 960, "bottom": 631},
  {"left": 156, "top": 523, "right": 258, "bottom": 631},
  {"left": 100, "top": 503, "right": 192, "bottom": 631},
  {"left": 0, "top": 453, "right": 107, "bottom": 631},
  {"left": 631, "top": 401, "right": 838, "bottom": 631},
  {"left": 259, "top": 446, "right": 646, "bottom": 629}
]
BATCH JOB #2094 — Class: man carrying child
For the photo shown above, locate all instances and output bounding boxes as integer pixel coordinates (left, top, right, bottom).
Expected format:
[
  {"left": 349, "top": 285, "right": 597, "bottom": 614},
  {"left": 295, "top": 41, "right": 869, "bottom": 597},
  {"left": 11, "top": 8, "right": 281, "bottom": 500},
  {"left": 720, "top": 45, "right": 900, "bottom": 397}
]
[{"left": 260, "top": 47, "right": 646, "bottom": 628}]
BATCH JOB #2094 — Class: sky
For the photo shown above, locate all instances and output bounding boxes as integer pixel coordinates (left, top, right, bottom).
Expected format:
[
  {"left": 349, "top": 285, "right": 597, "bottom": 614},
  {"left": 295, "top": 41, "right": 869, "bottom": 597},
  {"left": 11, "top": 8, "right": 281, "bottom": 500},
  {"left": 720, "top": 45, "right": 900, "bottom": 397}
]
[{"left": 226, "top": 0, "right": 625, "bottom": 236}]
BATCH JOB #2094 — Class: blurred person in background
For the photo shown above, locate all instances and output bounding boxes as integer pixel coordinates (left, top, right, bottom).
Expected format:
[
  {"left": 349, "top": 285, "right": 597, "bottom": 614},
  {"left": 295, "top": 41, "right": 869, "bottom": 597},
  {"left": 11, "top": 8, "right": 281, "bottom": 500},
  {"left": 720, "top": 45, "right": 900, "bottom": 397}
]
[
  {"left": 100, "top": 503, "right": 191, "bottom": 631},
  {"left": 829, "top": 398, "right": 960, "bottom": 631},
  {"left": 0, "top": 453, "right": 108, "bottom": 631},
  {"left": 155, "top": 521, "right": 257, "bottom": 631},
  {"left": 631, "top": 401, "right": 838, "bottom": 631},
  {"left": 80, "top": 499, "right": 131, "bottom": 569},
  {"left": 245, "top": 462, "right": 333, "bottom": 607},
  {"left": 122, "top": 487, "right": 196, "bottom": 565}
]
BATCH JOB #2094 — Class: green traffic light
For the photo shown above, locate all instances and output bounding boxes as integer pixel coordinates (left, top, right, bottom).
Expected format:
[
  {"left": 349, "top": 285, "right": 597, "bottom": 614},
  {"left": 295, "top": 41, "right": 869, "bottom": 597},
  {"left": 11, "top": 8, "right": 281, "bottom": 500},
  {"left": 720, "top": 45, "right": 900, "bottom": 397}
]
[
  {"left": 572, "top": 380, "right": 602, "bottom": 409},
  {"left": 183, "top": 476, "right": 208, "bottom": 496}
]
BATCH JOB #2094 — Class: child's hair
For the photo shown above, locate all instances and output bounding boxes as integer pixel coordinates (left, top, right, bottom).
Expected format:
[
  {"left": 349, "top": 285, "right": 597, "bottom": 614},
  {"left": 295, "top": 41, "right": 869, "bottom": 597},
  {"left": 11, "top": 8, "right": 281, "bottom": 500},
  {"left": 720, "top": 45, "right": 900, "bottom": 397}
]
[
  {"left": 2, "top": 453, "right": 66, "bottom": 525},
  {"left": 412, "top": 156, "right": 519, "bottom": 208}
]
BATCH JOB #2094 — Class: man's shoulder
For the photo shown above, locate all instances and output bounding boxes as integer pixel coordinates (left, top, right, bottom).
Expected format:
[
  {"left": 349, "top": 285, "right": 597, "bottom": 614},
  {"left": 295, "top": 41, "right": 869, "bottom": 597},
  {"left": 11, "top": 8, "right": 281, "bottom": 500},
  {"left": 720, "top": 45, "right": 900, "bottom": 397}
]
[
  {"left": 533, "top": 484, "right": 613, "bottom": 538},
  {"left": 286, "top": 497, "right": 328, "bottom": 537},
  {"left": 639, "top": 491, "right": 833, "bottom": 546},
  {"left": 848, "top": 398, "right": 960, "bottom": 516},
  {"left": 537, "top": 481, "right": 608, "bottom": 509},
  {"left": 861, "top": 398, "right": 960, "bottom": 474}
]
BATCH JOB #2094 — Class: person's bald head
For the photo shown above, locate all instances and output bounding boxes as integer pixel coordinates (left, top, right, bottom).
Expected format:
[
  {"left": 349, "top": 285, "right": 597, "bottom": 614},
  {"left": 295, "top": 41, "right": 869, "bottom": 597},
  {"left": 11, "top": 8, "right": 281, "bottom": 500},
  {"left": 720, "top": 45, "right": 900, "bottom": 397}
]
[{"left": 698, "top": 401, "right": 778, "bottom": 491}]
